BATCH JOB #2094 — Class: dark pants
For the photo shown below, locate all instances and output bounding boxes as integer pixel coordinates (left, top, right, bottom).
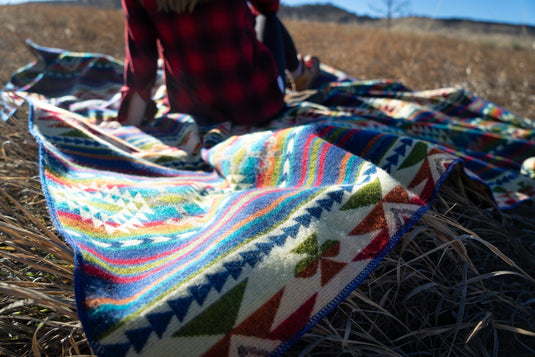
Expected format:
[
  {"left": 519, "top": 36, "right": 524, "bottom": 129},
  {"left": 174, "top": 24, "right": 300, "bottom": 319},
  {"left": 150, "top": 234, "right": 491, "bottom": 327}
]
[{"left": 255, "top": 14, "right": 300, "bottom": 86}]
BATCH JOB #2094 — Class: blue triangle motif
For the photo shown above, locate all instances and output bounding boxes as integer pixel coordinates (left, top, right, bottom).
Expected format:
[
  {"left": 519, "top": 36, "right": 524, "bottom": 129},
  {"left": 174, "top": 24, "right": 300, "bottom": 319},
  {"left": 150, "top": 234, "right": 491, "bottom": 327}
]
[
  {"left": 110, "top": 241, "right": 123, "bottom": 248},
  {"left": 386, "top": 154, "right": 399, "bottom": 165},
  {"left": 317, "top": 198, "right": 334, "bottom": 211},
  {"left": 362, "top": 165, "right": 377, "bottom": 177},
  {"left": 358, "top": 174, "right": 372, "bottom": 185},
  {"left": 223, "top": 259, "right": 246, "bottom": 280},
  {"left": 306, "top": 206, "right": 323, "bottom": 220},
  {"left": 167, "top": 295, "right": 194, "bottom": 322},
  {"left": 146, "top": 310, "right": 174, "bottom": 338},
  {"left": 102, "top": 342, "right": 131, "bottom": 357},
  {"left": 294, "top": 214, "right": 312, "bottom": 228},
  {"left": 282, "top": 224, "right": 300, "bottom": 238},
  {"left": 328, "top": 190, "right": 344, "bottom": 204},
  {"left": 206, "top": 270, "right": 231, "bottom": 293},
  {"left": 125, "top": 326, "right": 153, "bottom": 353},
  {"left": 255, "top": 241, "right": 275, "bottom": 255},
  {"left": 189, "top": 283, "right": 212, "bottom": 306},
  {"left": 240, "top": 250, "right": 264, "bottom": 268},
  {"left": 280, "top": 173, "right": 288, "bottom": 183},
  {"left": 269, "top": 234, "right": 287, "bottom": 246},
  {"left": 401, "top": 137, "right": 414, "bottom": 145},
  {"left": 341, "top": 185, "right": 353, "bottom": 192},
  {"left": 495, "top": 172, "right": 515, "bottom": 185},
  {"left": 394, "top": 143, "right": 407, "bottom": 156}
]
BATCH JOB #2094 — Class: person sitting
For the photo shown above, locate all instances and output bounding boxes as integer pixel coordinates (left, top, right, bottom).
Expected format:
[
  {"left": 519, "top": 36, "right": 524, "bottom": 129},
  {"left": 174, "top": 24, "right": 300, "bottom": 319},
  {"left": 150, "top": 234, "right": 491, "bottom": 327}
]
[
  {"left": 118, "top": 0, "right": 280, "bottom": 126},
  {"left": 117, "top": 0, "right": 319, "bottom": 127}
]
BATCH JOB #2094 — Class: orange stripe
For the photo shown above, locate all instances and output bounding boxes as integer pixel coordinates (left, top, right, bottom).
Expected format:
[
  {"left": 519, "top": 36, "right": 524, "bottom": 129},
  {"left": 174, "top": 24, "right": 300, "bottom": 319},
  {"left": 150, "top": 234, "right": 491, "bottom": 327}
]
[
  {"left": 337, "top": 153, "right": 353, "bottom": 185},
  {"left": 360, "top": 133, "right": 382, "bottom": 158}
]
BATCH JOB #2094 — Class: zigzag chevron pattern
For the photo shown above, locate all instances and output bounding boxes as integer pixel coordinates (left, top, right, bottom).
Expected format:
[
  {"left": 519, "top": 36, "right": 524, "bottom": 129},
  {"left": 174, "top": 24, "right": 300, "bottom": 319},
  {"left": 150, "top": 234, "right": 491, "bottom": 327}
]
[{"left": 6, "top": 42, "right": 535, "bottom": 356}]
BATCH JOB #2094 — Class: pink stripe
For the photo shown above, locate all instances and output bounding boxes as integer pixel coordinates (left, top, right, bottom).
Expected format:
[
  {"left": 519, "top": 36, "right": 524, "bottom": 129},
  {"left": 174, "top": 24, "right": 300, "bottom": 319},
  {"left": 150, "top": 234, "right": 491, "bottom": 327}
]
[
  {"left": 296, "top": 135, "right": 316, "bottom": 187},
  {"left": 313, "top": 144, "right": 329, "bottom": 186}
]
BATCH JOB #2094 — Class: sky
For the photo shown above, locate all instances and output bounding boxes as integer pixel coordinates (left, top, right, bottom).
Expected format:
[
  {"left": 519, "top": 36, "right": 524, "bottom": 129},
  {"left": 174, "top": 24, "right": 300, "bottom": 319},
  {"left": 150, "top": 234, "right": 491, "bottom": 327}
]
[
  {"left": 281, "top": 0, "right": 535, "bottom": 26},
  {"left": 1, "top": 0, "right": 534, "bottom": 26}
]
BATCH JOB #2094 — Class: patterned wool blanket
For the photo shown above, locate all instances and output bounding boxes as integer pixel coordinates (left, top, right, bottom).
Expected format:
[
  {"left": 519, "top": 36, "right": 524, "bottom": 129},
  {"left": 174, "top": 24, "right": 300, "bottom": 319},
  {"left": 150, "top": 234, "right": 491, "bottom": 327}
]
[{"left": 2, "top": 41, "right": 535, "bottom": 357}]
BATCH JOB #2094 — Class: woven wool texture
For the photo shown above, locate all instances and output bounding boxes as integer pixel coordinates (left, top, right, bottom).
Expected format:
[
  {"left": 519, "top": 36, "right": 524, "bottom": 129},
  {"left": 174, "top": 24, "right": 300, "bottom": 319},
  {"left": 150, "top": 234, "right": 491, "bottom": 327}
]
[{"left": 4, "top": 41, "right": 535, "bottom": 357}]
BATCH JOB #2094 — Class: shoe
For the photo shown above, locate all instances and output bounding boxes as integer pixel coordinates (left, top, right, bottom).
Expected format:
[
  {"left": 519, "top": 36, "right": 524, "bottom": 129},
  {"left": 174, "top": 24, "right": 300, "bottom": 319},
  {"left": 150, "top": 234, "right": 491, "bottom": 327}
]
[{"left": 289, "top": 55, "right": 320, "bottom": 92}]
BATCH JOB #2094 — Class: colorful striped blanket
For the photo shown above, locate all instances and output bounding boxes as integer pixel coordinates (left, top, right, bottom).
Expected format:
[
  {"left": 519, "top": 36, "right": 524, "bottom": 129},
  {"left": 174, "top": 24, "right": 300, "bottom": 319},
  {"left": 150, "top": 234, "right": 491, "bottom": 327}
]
[{"left": 3, "top": 41, "right": 535, "bottom": 356}]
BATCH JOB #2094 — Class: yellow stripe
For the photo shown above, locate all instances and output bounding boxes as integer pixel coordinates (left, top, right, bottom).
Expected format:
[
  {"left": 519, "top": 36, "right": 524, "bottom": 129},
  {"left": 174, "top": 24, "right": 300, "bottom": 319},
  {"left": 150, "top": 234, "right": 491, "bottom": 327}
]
[{"left": 306, "top": 139, "right": 323, "bottom": 187}]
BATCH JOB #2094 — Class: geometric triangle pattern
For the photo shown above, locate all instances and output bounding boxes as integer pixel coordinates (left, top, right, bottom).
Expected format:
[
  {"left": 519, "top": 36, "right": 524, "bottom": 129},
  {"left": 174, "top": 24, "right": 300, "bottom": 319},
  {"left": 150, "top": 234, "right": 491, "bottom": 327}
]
[
  {"left": 146, "top": 310, "right": 174, "bottom": 338},
  {"left": 12, "top": 42, "right": 535, "bottom": 357},
  {"left": 174, "top": 280, "right": 248, "bottom": 337}
]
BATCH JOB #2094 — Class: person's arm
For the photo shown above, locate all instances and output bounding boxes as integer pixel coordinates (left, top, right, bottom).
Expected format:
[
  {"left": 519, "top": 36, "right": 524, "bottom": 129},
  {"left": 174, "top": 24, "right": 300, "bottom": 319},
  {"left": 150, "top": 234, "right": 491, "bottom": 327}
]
[
  {"left": 117, "top": 0, "right": 159, "bottom": 124},
  {"left": 249, "top": 0, "right": 279, "bottom": 14}
]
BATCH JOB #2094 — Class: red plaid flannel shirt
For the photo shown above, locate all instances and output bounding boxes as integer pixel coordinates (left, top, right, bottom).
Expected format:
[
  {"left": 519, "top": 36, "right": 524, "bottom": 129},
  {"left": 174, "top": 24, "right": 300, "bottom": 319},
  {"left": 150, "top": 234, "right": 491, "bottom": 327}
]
[{"left": 118, "top": 0, "right": 285, "bottom": 125}]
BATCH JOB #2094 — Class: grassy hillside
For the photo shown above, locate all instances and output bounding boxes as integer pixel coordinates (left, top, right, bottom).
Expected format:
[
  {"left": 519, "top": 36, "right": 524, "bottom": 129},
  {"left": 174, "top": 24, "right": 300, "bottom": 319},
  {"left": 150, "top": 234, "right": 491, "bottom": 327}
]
[{"left": 0, "top": 4, "right": 534, "bottom": 356}]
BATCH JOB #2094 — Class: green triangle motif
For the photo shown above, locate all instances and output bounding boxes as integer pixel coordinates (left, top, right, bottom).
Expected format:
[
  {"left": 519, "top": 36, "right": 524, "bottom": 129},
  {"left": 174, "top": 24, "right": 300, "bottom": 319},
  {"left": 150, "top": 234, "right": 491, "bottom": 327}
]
[
  {"left": 293, "top": 233, "right": 339, "bottom": 277},
  {"left": 341, "top": 178, "right": 382, "bottom": 211},
  {"left": 398, "top": 142, "right": 429, "bottom": 170},
  {"left": 320, "top": 240, "right": 339, "bottom": 255},
  {"left": 292, "top": 233, "right": 319, "bottom": 256},
  {"left": 173, "top": 279, "right": 248, "bottom": 337}
]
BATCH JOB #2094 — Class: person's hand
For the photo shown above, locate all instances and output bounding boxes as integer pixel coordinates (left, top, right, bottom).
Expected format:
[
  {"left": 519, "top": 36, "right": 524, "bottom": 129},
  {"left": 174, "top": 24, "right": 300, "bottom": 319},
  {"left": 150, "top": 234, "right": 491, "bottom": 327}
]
[{"left": 98, "top": 120, "right": 122, "bottom": 129}]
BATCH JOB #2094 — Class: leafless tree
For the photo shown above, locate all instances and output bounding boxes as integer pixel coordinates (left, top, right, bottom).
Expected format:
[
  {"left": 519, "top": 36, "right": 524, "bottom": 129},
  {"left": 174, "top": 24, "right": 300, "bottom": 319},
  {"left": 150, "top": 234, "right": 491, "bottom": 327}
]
[{"left": 369, "top": 0, "right": 411, "bottom": 28}]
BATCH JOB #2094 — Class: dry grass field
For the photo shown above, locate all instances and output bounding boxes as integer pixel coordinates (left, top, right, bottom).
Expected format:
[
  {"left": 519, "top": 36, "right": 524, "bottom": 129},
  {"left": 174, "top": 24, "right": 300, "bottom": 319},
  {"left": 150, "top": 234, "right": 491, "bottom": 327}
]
[{"left": 1, "top": 4, "right": 535, "bottom": 356}]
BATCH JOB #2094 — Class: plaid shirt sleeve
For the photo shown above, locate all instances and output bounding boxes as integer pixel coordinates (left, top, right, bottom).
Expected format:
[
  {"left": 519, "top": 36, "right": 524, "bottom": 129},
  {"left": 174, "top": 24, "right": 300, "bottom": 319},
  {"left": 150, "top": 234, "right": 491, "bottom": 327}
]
[{"left": 118, "top": 0, "right": 159, "bottom": 122}]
